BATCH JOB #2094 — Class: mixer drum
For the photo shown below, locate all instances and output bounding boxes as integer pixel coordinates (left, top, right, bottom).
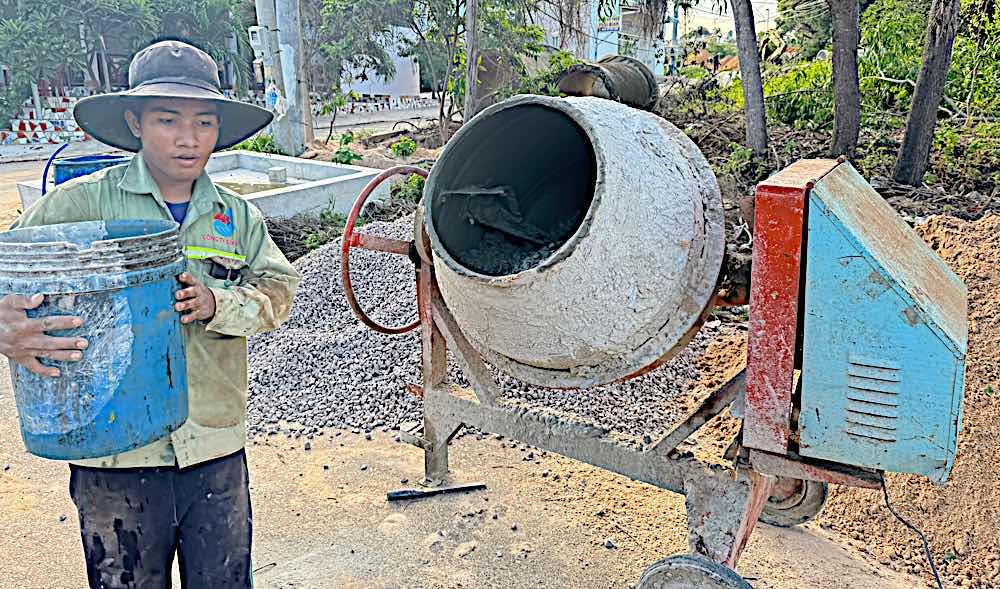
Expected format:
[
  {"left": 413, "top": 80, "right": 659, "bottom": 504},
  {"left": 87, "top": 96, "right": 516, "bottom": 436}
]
[{"left": 423, "top": 95, "right": 725, "bottom": 388}]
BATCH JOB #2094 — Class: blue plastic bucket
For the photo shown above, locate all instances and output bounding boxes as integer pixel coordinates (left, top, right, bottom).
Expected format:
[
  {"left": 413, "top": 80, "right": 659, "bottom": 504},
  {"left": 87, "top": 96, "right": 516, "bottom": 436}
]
[
  {"left": 0, "top": 220, "right": 188, "bottom": 460},
  {"left": 53, "top": 155, "right": 132, "bottom": 185}
]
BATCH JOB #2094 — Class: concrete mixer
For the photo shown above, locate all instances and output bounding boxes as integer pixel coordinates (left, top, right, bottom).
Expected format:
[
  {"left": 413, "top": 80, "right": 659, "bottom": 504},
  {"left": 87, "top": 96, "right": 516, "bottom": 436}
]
[{"left": 340, "top": 95, "right": 967, "bottom": 588}]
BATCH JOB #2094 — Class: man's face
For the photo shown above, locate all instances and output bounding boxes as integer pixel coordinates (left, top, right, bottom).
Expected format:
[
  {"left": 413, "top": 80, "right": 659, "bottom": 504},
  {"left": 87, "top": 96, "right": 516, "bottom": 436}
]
[{"left": 124, "top": 98, "right": 219, "bottom": 187}]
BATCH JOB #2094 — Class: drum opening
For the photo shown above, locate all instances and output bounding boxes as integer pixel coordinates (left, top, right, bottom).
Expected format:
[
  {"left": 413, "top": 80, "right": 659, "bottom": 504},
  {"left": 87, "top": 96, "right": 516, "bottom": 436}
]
[{"left": 429, "top": 104, "right": 597, "bottom": 276}]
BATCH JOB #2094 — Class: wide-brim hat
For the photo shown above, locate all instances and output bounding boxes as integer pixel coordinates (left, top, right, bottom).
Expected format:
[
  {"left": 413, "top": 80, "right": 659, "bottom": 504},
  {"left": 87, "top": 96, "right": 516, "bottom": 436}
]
[{"left": 74, "top": 40, "right": 273, "bottom": 153}]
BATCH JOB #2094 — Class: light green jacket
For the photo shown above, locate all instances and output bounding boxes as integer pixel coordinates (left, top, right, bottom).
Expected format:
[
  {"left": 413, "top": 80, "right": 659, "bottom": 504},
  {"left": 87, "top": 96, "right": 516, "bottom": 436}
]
[{"left": 14, "top": 152, "right": 300, "bottom": 468}]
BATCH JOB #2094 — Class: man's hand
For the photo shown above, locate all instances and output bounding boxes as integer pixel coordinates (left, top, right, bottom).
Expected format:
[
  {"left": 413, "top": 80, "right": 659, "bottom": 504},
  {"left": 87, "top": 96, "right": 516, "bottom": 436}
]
[
  {"left": 0, "top": 294, "right": 87, "bottom": 378},
  {"left": 175, "top": 273, "right": 216, "bottom": 324}
]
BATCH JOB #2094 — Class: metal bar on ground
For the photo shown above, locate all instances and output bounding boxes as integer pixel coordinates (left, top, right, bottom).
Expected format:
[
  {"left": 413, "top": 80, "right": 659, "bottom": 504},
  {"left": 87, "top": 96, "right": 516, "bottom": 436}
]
[{"left": 387, "top": 482, "right": 488, "bottom": 502}]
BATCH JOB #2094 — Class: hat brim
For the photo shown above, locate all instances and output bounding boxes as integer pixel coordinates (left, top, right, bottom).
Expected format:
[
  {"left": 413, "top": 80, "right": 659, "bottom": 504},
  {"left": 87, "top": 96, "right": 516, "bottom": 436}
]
[{"left": 74, "top": 83, "right": 274, "bottom": 153}]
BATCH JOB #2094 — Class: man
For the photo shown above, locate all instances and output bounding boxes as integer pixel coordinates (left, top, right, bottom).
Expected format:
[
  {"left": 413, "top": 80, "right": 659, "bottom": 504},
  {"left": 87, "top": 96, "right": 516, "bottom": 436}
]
[{"left": 0, "top": 40, "right": 300, "bottom": 588}]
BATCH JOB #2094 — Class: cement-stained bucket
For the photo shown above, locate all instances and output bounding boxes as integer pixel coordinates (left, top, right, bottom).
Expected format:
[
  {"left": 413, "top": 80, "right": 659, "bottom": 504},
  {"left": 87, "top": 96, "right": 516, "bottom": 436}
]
[
  {"left": 423, "top": 95, "right": 725, "bottom": 389},
  {"left": 0, "top": 219, "right": 188, "bottom": 459}
]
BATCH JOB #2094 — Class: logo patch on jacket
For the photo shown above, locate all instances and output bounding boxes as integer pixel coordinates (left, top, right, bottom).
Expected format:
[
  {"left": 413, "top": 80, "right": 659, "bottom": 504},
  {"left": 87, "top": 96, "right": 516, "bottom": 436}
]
[{"left": 213, "top": 207, "right": 235, "bottom": 237}]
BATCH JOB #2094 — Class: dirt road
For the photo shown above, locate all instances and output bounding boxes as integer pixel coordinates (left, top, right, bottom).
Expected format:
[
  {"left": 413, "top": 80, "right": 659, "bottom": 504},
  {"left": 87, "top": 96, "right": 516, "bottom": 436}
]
[
  {"left": 0, "top": 161, "right": 44, "bottom": 227},
  {"left": 0, "top": 357, "right": 922, "bottom": 588}
]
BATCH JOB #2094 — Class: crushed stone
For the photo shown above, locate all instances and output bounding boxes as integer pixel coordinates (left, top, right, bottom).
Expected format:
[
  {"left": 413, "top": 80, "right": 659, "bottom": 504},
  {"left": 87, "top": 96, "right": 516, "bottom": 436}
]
[{"left": 248, "top": 214, "right": 729, "bottom": 443}]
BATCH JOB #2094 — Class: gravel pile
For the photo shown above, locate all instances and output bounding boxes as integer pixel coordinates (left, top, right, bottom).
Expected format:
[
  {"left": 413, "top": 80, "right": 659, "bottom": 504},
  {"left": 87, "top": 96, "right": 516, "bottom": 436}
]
[{"left": 248, "top": 215, "right": 720, "bottom": 440}]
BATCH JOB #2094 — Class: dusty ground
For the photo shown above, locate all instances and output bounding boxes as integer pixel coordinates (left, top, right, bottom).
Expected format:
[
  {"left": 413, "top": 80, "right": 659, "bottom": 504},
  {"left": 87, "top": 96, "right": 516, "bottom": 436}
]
[
  {"left": 0, "top": 357, "right": 924, "bottom": 589},
  {"left": 0, "top": 161, "right": 48, "bottom": 227},
  {"left": 0, "top": 145, "right": 942, "bottom": 589},
  {"left": 818, "top": 215, "right": 1000, "bottom": 588}
]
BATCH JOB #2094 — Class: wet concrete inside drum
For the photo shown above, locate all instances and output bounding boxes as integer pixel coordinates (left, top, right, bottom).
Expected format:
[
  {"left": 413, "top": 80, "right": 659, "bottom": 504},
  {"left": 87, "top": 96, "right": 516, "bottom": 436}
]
[{"left": 430, "top": 104, "right": 597, "bottom": 276}]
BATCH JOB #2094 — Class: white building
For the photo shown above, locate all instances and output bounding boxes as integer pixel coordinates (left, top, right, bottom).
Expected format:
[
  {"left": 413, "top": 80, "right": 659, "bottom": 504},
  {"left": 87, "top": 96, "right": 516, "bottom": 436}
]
[{"left": 345, "top": 38, "right": 421, "bottom": 99}]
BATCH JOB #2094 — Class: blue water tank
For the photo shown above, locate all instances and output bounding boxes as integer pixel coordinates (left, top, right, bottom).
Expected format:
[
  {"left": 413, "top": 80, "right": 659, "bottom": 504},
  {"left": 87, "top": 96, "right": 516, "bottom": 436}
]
[
  {"left": 0, "top": 220, "right": 188, "bottom": 460},
  {"left": 53, "top": 154, "right": 132, "bottom": 185}
]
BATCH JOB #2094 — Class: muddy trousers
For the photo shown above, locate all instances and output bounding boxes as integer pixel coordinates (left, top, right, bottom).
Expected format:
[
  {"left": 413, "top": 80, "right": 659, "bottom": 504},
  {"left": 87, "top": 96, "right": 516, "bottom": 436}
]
[{"left": 68, "top": 449, "right": 252, "bottom": 589}]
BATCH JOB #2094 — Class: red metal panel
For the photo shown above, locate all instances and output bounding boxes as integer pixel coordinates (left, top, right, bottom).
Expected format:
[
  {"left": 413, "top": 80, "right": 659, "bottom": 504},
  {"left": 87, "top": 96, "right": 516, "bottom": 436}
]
[{"left": 745, "top": 160, "right": 840, "bottom": 453}]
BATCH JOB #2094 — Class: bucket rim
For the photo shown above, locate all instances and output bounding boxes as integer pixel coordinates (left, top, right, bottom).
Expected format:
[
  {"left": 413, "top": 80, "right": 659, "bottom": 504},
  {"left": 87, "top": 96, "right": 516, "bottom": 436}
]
[{"left": 0, "top": 219, "right": 178, "bottom": 251}]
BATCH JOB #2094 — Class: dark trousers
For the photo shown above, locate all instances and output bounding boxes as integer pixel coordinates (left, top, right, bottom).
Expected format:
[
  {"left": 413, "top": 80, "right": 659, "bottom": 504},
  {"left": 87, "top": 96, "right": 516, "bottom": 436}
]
[{"left": 69, "top": 450, "right": 252, "bottom": 589}]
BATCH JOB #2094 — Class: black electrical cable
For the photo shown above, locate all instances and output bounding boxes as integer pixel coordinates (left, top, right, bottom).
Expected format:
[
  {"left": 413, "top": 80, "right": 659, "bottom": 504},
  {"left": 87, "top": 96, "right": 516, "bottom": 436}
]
[{"left": 880, "top": 474, "right": 944, "bottom": 589}]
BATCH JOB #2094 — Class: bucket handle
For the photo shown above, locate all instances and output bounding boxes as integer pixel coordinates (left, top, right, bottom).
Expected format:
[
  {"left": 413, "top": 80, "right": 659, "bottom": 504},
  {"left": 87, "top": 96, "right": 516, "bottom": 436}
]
[
  {"left": 40, "top": 143, "right": 70, "bottom": 196},
  {"left": 341, "top": 165, "right": 427, "bottom": 335}
]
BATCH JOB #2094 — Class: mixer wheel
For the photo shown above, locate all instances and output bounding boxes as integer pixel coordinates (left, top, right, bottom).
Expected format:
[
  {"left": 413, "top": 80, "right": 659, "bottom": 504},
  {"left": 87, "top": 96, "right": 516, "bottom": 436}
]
[
  {"left": 637, "top": 554, "right": 751, "bottom": 589},
  {"left": 759, "top": 478, "right": 829, "bottom": 528}
]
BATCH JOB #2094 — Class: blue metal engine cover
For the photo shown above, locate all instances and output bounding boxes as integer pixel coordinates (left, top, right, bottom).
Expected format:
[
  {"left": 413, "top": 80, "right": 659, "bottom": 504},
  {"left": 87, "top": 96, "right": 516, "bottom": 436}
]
[{"left": 799, "top": 163, "right": 967, "bottom": 484}]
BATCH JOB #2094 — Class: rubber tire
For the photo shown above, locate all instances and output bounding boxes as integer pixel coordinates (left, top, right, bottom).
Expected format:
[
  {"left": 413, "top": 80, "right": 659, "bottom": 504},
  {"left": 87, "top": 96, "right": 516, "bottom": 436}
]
[
  {"left": 759, "top": 479, "right": 830, "bottom": 528},
  {"left": 637, "top": 554, "right": 752, "bottom": 589}
]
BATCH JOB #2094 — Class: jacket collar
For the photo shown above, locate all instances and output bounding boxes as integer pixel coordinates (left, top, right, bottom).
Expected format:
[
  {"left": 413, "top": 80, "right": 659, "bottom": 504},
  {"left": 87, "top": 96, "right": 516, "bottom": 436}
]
[{"left": 118, "top": 151, "right": 224, "bottom": 210}]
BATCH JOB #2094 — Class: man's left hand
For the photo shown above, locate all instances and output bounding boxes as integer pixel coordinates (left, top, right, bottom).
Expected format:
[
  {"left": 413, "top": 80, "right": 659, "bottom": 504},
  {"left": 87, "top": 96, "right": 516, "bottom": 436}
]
[{"left": 175, "top": 273, "right": 217, "bottom": 324}]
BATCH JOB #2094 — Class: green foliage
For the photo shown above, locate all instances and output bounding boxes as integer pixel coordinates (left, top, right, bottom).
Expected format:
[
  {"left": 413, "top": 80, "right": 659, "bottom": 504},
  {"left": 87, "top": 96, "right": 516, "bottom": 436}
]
[
  {"left": 706, "top": 40, "right": 736, "bottom": 58},
  {"left": 319, "top": 0, "right": 409, "bottom": 91},
  {"left": 303, "top": 207, "right": 347, "bottom": 251},
  {"left": 332, "top": 133, "right": 362, "bottom": 164},
  {"left": 764, "top": 61, "right": 833, "bottom": 129},
  {"left": 323, "top": 0, "right": 542, "bottom": 136},
  {"left": 776, "top": 0, "right": 832, "bottom": 61},
  {"left": 858, "top": 0, "right": 931, "bottom": 114},
  {"left": 508, "top": 49, "right": 582, "bottom": 97},
  {"left": 151, "top": 0, "right": 254, "bottom": 93},
  {"left": 0, "top": 81, "right": 30, "bottom": 125},
  {"left": 319, "top": 88, "right": 361, "bottom": 142},
  {"left": 950, "top": 0, "right": 1000, "bottom": 116},
  {"left": 930, "top": 120, "right": 1000, "bottom": 186},
  {"left": 856, "top": 0, "right": 1000, "bottom": 122},
  {"left": 679, "top": 65, "right": 709, "bottom": 79},
  {"left": 391, "top": 136, "right": 418, "bottom": 157},
  {"left": 713, "top": 60, "right": 833, "bottom": 128},
  {"left": 0, "top": 2, "right": 90, "bottom": 89},
  {"left": 228, "top": 134, "right": 286, "bottom": 155},
  {"left": 0, "top": 0, "right": 252, "bottom": 94},
  {"left": 390, "top": 173, "right": 425, "bottom": 203},
  {"left": 721, "top": 142, "right": 756, "bottom": 176}
]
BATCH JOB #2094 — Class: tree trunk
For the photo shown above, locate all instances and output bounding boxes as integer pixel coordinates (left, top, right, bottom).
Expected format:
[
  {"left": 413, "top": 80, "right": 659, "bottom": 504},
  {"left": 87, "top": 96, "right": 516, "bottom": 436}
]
[
  {"left": 731, "top": 0, "right": 768, "bottom": 158},
  {"left": 98, "top": 34, "right": 113, "bottom": 92},
  {"left": 893, "top": 0, "right": 960, "bottom": 186},
  {"left": 829, "top": 0, "right": 861, "bottom": 158},
  {"left": 463, "top": 0, "right": 481, "bottom": 120},
  {"left": 439, "top": 44, "right": 454, "bottom": 144}
]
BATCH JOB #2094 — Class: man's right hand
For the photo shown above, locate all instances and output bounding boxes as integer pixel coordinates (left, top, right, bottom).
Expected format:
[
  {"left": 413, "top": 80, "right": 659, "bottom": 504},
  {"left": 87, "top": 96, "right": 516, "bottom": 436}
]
[{"left": 0, "top": 294, "right": 87, "bottom": 378}]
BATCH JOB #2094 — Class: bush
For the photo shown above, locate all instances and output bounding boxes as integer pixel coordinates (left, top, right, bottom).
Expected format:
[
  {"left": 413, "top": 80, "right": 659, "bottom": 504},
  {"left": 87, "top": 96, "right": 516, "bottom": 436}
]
[
  {"left": 391, "top": 173, "right": 425, "bottom": 203},
  {"left": 331, "top": 133, "right": 362, "bottom": 165},
  {"left": 228, "top": 134, "right": 286, "bottom": 155},
  {"left": 303, "top": 207, "right": 347, "bottom": 251},
  {"left": 508, "top": 50, "right": 583, "bottom": 98},
  {"left": 764, "top": 61, "right": 833, "bottom": 130},
  {"left": 390, "top": 136, "right": 417, "bottom": 157},
  {"left": 715, "top": 60, "right": 833, "bottom": 129}
]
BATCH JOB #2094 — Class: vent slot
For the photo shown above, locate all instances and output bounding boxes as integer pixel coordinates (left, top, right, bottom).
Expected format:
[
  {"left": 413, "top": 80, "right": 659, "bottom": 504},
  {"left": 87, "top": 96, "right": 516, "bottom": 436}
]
[{"left": 845, "top": 355, "right": 900, "bottom": 443}]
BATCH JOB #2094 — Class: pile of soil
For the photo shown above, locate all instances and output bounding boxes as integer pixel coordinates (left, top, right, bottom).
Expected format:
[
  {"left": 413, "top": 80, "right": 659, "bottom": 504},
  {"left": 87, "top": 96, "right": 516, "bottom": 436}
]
[{"left": 818, "top": 214, "right": 1000, "bottom": 588}]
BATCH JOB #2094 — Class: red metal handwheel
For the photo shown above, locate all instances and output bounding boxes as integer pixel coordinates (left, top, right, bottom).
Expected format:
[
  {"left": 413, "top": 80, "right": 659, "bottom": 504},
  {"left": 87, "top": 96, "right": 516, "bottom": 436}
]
[{"left": 341, "top": 165, "right": 428, "bottom": 335}]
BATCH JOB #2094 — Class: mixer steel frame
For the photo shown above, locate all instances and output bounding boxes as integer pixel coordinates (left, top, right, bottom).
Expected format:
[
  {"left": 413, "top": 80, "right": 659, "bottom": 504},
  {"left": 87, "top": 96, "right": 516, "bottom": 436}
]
[
  {"left": 340, "top": 164, "right": 883, "bottom": 586},
  {"left": 410, "top": 262, "right": 775, "bottom": 573}
]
